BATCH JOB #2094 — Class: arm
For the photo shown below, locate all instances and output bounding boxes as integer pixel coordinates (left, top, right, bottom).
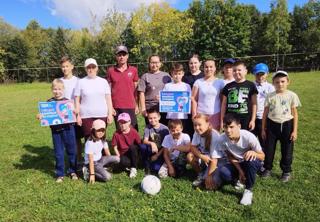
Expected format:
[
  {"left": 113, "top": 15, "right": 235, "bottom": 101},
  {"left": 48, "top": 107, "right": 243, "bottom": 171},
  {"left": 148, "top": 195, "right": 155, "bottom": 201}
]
[
  {"left": 248, "top": 94, "right": 257, "bottom": 131},
  {"left": 226, "top": 151, "right": 246, "bottom": 183},
  {"left": 134, "top": 81, "right": 139, "bottom": 115},
  {"left": 290, "top": 107, "right": 298, "bottom": 141},
  {"left": 191, "top": 86, "right": 199, "bottom": 118},
  {"left": 113, "top": 146, "right": 120, "bottom": 157},
  {"left": 88, "top": 154, "right": 95, "bottom": 184},
  {"left": 261, "top": 106, "right": 269, "bottom": 141},
  {"left": 243, "top": 150, "right": 265, "bottom": 161},
  {"left": 190, "top": 145, "right": 211, "bottom": 164},
  {"left": 151, "top": 148, "right": 164, "bottom": 161},
  {"left": 204, "top": 158, "right": 218, "bottom": 190},
  {"left": 173, "top": 143, "right": 191, "bottom": 153},
  {"left": 75, "top": 96, "right": 82, "bottom": 126},
  {"left": 143, "top": 137, "right": 158, "bottom": 153},
  {"left": 104, "top": 147, "right": 111, "bottom": 157},
  {"left": 106, "top": 94, "right": 114, "bottom": 124},
  {"left": 139, "top": 92, "right": 147, "bottom": 117},
  {"left": 220, "top": 95, "right": 227, "bottom": 131},
  {"left": 163, "top": 148, "right": 175, "bottom": 177}
]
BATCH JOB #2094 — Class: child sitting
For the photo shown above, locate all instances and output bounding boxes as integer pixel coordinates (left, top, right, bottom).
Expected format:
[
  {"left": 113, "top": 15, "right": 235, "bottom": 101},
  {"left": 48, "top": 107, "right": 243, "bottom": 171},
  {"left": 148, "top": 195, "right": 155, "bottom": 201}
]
[
  {"left": 159, "top": 119, "right": 191, "bottom": 178},
  {"left": 112, "top": 113, "right": 141, "bottom": 178},
  {"left": 140, "top": 109, "right": 169, "bottom": 175},
  {"left": 83, "top": 119, "right": 120, "bottom": 184},
  {"left": 37, "top": 79, "right": 78, "bottom": 183}
]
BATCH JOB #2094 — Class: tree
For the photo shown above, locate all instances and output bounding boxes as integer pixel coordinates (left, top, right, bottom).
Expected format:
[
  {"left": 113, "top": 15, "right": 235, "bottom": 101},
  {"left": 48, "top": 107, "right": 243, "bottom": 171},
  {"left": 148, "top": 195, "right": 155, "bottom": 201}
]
[{"left": 128, "top": 2, "right": 194, "bottom": 61}]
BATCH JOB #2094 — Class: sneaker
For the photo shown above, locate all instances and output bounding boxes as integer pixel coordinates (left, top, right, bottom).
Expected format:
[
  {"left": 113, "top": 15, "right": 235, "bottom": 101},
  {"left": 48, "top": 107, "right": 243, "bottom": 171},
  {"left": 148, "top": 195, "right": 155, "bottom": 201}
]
[
  {"left": 234, "top": 180, "right": 245, "bottom": 190},
  {"left": 56, "top": 177, "right": 64, "bottom": 183},
  {"left": 240, "top": 189, "right": 253, "bottom": 206},
  {"left": 70, "top": 173, "right": 78, "bottom": 180},
  {"left": 260, "top": 169, "right": 272, "bottom": 178},
  {"left": 82, "top": 166, "right": 89, "bottom": 181},
  {"left": 129, "top": 168, "right": 137, "bottom": 178},
  {"left": 192, "top": 175, "right": 203, "bottom": 187},
  {"left": 280, "top": 172, "right": 291, "bottom": 183}
]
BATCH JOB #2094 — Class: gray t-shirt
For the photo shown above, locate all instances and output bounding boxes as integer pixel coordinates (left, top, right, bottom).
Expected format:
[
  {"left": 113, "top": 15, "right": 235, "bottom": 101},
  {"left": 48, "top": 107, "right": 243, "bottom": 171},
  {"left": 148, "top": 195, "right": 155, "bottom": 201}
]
[
  {"left": 143, "top": 123, "right": 170, "bottom": 148},
  {"left": 219, "top": 129, "right": 262, "bottom": 161},
  {"left": 138, "top": 71, "right": 171, "bottom": 109}
]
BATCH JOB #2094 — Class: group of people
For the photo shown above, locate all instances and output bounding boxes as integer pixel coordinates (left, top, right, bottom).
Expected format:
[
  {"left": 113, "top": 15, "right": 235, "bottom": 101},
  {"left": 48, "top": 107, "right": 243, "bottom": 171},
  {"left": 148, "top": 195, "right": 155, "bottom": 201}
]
[{"left": 38, "top": 45, "right": 301, "bottom": 206}]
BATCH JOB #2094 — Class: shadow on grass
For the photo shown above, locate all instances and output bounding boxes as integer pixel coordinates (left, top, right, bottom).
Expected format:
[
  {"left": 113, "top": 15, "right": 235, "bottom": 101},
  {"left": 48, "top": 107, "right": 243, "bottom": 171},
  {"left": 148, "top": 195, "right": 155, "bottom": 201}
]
[{"left": 13, "top": 144, "right": 55, "bottom": 177}]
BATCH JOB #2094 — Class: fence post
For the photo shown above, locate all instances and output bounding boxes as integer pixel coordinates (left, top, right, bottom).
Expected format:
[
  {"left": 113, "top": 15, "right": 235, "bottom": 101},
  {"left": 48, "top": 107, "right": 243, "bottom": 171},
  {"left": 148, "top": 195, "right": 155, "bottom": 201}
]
[{"left": 46, "top": 67, "right": 49, "bottom": 83}]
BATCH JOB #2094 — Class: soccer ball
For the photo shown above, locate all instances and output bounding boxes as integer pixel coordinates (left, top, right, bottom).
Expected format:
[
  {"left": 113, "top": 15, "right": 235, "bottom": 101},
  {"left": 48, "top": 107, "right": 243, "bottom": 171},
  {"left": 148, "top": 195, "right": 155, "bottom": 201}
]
[{"left": 141, "top": 175, "right": 161, "bottom": 195}]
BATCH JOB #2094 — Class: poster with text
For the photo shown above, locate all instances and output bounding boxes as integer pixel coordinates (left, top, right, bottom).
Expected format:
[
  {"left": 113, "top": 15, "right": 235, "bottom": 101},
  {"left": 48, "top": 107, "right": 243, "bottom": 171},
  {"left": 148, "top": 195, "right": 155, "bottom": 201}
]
[
  {"left": 38, "top": 100, "right": 76, "bottom": 126},
  {"left": 159, "top": 91, "right": 191, "bottom": 113}
]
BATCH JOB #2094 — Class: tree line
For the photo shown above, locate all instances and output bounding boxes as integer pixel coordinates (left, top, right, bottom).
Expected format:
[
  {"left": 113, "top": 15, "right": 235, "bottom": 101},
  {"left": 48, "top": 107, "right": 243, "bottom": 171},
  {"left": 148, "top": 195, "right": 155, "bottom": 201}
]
[{"left": 0, "top": 0, "right": 319, "bottom": 82}]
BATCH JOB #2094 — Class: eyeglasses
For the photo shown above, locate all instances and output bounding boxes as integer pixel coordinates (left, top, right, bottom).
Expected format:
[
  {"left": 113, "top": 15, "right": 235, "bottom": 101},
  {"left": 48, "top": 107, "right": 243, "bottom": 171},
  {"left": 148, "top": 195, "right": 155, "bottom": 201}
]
[{"left": 96, "top": 128, "right": 105, "bottom": 133}]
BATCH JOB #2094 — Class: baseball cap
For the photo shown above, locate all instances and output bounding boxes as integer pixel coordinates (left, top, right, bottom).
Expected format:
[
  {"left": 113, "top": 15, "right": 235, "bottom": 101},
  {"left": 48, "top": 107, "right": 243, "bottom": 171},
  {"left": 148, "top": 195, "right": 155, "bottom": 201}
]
[
  {"left": 92, "top": 119, "right": 106, "bottom": 130},
  {"left": 117, "top": 113, "right": 131, "bottom": 122},
  {"left": 272, "top": 70, "right": 289, "bottom": 79},
  {"left": 223, "top": 58, "right": 236, "bottom": 66},
  {"left": 252, "top": 63, "right": 269, "bottom": 75},
  {"left": 84, "top": 58, "right": 98, "bottom": 67},
  {"left": 115, "top": 45, "right": 128, "bottom": 54}
]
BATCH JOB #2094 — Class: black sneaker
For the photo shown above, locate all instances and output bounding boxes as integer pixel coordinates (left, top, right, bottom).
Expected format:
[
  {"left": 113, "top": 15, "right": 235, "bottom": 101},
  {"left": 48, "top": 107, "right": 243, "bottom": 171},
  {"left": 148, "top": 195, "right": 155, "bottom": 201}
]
[
  {"left": 261, "top": 169, "right": 272, "bottom": 178},
  {"left": 280, "top": 172, "right": 291, "bottom": 182}
]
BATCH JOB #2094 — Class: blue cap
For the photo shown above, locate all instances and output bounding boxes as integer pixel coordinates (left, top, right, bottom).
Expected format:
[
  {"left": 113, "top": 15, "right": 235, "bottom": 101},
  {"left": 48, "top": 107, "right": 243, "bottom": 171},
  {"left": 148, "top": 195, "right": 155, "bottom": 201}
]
[
  {"left": 252, "top": 63, "right": 269, "bottom": 75},
  {"left": 223, "top": 58, "right": 236, "bottom": 66}
]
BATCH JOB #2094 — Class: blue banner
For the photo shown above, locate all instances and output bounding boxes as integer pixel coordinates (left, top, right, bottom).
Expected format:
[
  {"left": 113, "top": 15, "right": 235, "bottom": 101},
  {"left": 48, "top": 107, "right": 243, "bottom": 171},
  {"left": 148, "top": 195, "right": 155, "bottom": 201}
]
[
  {"left": 38, "top": 100, "right": 76, "bottom": 126},
  {"left": 159, "top": 91, "right": 191, "bottom": 113}
]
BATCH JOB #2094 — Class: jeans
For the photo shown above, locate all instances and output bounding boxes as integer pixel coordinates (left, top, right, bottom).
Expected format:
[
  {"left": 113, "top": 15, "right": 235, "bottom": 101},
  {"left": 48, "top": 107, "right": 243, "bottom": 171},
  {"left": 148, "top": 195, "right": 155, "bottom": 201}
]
[
  {"left": 216, "top": 160, "right": 261, "bottom": 190},
  {"left": 140, "top": 144, "right": 164, "bottom": 173},
  {"left": 51, "top": 125, "right": 77, "bottom": 177}
]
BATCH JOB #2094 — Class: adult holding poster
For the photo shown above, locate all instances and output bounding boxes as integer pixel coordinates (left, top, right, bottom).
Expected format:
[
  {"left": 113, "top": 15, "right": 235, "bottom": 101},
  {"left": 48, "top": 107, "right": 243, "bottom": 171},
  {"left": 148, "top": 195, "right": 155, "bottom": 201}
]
[
  {"left": 74, "top": 58, "right": 113, "bottom": 139},
  {"left": 138, "top": 54, "right": 171, "bottom": 125},
  {"left": 191, "top": 59, "right": 224, "bottom": 130},
  {"left": 106, "top": 45, "right": 139, "bottom": 131}
]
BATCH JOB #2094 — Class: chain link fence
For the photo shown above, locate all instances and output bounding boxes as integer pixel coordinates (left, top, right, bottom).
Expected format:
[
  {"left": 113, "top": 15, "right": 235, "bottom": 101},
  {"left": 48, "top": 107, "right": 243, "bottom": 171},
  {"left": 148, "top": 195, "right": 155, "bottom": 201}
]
[{"left": 2, "top": 52, "right": 319, "bottom": 83}]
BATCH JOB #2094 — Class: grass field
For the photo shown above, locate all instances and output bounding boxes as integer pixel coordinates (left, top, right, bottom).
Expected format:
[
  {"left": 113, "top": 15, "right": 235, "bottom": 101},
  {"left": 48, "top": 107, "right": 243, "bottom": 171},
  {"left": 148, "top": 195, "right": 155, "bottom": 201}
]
[{"left": 0, "top": 72, "right": 319, "bottom": 221}]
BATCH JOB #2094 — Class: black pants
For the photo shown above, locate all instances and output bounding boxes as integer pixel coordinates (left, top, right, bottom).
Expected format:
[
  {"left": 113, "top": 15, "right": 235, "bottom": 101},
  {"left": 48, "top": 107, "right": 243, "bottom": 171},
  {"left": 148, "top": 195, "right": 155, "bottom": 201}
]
[
  {"left": 252, "top": 119, "right": 266, "bottom": 150},
  {"left": 264, "top": 118, "right": 294, "bottom": 173},
  {"left": 119, "top": 144, "right": 139, "bottom": 169},
  {"left": 114, "top": 108, "right": 138, "bottom": 131}
]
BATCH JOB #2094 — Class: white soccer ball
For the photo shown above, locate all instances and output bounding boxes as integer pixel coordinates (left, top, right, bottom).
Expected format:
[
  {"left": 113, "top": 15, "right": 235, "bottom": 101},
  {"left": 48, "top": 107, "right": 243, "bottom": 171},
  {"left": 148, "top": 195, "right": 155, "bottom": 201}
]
[{"left": 141, "top": 175, "right": 161, "bottom": 195}]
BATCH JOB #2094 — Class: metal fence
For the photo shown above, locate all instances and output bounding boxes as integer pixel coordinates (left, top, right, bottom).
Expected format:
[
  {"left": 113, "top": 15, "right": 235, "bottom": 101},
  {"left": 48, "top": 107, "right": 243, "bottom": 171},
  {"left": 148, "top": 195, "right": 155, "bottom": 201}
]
[{"left": 2, "top": 52, "right": 320, "bottom": 83}]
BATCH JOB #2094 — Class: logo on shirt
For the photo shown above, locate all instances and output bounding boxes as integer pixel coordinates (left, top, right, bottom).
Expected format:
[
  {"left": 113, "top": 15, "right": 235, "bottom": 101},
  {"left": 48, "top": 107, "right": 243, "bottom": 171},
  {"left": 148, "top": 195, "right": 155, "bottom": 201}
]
[{"left": 128, "top": 72, "right": 133, "bottom": 77}]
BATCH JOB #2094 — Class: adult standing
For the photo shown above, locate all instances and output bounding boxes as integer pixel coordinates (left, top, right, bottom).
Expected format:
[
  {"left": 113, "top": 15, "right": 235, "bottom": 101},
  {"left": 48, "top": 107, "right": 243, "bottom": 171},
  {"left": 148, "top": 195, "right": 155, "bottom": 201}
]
[
  {"left": 138, "top": 55, "right": 171, "bottom": 125},
  {"left": 106, "top": 45, "right": 139, "bottom": 131},
  {"left": 182, "top": 54, "right": 204, "bottom": 137},
  {"left": 75, "top": 58, "right": 113, "bottom": 139}
]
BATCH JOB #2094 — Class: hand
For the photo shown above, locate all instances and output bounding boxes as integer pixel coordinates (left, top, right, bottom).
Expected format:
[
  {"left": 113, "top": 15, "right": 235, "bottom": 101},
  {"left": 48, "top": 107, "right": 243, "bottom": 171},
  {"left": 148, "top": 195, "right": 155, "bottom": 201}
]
[
  {"left": 150, "top": 142, "right": 158, "bottom": 153},
  {"left": 261, "top": 129, "right": 267, "bottom": 141},
  {"left": 89, "top": 174, "right": 95, "bottom": 184},
  {"left": 36, "top": 114, "right": 42, "bottom": 120},
  {"left": 76, "top": 115, "right": 82, "bottom": 126},
  {"left": 239, "top": 171, "right": 246, "bottom": 184},
  {"left": 248, "top": 120, "right": 255, "bottom": 131},
  {"left": 135, "top": 105, "right": 140, "bottom": 115},
  {"left": 150, "top": 153, "right": 158, "bottom": 162},
  {"left": 290, "top": 131, "right": 297, "bottom": 141},
  {"left": 141, "top": 110, "right": 147, "bottom": 117},
  {"left": 112, "top": 108, "right": 117, "bottom": 116},
  {"left": 107, "top": 114, "right": 114, "bottom": 124},
  {"left": 205, "top": 175, "right": 215, "bottom": 190},
  {"left": 244, "top": 150, "right": 257, "bottom": 161},
  {"left": 155, "top": 95, "right": 160, "bottom": 101},
  {"left": 201, "top": 154, "right": 212, "bottom": 165},
  {"left": 168, "top": 165, "right": 176, "bottom": 177}
]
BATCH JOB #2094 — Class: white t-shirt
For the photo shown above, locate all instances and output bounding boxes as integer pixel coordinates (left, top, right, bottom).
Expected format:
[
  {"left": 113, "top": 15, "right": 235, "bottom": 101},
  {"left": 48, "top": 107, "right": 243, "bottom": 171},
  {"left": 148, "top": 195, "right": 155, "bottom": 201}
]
[
  {"left": 192, "top": 130, "right": 223, "bottom": 158},
  {"left": 163, "top": 82, "right": 191, "bottom": 119},
  {"left": 255, "top": 81, "right": 275, "bottom": 119},
  {"left": 84, "top": 139, "right": 108, "bottom": 164},
  {"left": 60, "top": 76, "right": 79, "bottom": 100},
  {"left": 193, "top": 78, "right": 225, "bottom": 115},
  {"left": 219, "top": 130, "right": 262, "bottom": 161},
  {"left": 162, "top": 133, "right": 190, "bottom": 161},
  {"left": 223, "top": 78, "right": 234, "bottom": 86},
  {"left": 74, "top": 76, "right": 111, "bottom": 118}
]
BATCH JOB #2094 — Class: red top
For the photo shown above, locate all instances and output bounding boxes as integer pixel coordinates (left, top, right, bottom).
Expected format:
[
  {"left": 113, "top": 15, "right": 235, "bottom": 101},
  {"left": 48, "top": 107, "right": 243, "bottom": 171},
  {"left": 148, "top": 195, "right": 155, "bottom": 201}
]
[
  {"left": 106, "top": 65, "right": 139, "bottom": 109},
  {"left": 111, "top": 128, "right": 141, "bottom": 155}
]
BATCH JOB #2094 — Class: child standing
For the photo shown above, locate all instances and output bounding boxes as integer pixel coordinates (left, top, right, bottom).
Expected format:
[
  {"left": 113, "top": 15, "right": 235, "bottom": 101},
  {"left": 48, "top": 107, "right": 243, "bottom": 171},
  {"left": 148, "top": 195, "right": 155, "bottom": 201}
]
[
  {"left": 252, "top": 63, "right": 275, "bottom": 149},
  {"left": 261, "top": 71, "right": 301, "bottom": 182},
  {"left": 38, "top": 79, "right": 78, "bottom": 183},
  {"left": 163, "top": 63, "right": 191, "bottom": 132},
  {"left": 187, "top": 114, "right": 222, "bottom": 187},
  {"left": 221, "top": 58, "right": 235, "bottom": 85},
  {"left": 140, "top": 109, "right": 170, "bottom": 175},
  {"left": 213, "top": 113, "right": 265, "bottom": 205},
  {"left": 221, "top": 61, "right": 258, "bottom": 131},
  {"left": 159, "top": 119, "right": 191, "bottom": 178},
  {"left": 83, "top": 119, "right": 120, "bottom": 184},
  {"left": 111, "top": 113, "right": 141, "bottom": 178}
]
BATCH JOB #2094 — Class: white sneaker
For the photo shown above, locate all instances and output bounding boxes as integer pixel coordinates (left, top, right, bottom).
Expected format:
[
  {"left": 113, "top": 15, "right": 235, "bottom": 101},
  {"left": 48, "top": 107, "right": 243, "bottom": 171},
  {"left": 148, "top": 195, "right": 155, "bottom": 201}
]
[
  {"left": 82, "top": 166, "right": 89, "bottom": 181},
  {"left": 240, "top": 189, "right": 253, "bottom": 206},
  {"left": 192, "top": 174, "right": 203, "bottom": 187},
  {"left": 129, "top": 168, "right": 137, "bottom": 178},
  {"left": 234, "top": 180, "right": 245, "bottom": 190}
]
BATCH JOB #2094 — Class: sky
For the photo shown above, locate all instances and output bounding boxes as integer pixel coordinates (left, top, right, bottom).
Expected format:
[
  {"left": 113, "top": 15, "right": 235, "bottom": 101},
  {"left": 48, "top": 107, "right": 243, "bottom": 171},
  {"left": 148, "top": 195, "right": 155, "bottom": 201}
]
[{"left": 0, "top": 0, "right": 310, "bottom": 30}]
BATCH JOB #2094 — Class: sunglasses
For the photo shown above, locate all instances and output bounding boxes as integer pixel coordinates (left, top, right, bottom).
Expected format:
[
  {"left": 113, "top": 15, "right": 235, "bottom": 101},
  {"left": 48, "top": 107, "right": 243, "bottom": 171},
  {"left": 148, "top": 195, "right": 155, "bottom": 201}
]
[{"left": 96, "top": 128, "right": 105, "bottom": 133}]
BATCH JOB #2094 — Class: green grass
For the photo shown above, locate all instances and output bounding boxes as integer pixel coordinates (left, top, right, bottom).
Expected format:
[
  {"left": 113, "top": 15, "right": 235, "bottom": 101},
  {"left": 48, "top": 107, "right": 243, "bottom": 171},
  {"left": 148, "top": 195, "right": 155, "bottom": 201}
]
[{"left": 0, "top": 72, "right": 320, "bottom": 221}]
